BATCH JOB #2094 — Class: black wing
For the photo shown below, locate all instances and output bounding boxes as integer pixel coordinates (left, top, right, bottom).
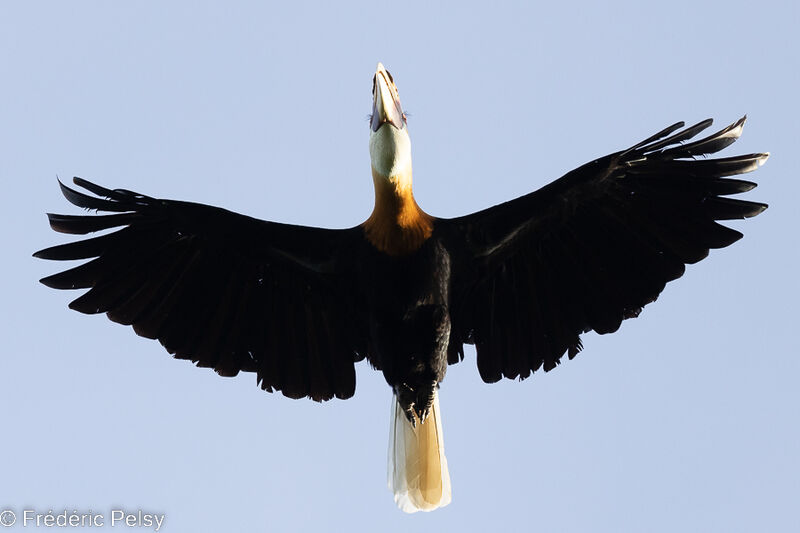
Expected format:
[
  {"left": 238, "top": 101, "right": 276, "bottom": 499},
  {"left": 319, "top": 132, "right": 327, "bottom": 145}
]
[
  {"left": 444, "top": 117, "right": 768, "bottom": 383},
  {"left": 35, "top": 178, "right": 365, "bottom": 401}
]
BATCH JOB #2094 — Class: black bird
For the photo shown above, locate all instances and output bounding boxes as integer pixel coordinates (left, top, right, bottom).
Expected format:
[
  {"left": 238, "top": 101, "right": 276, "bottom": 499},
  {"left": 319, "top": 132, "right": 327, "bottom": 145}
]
[{"left": 35, "top": 63, "right": 768, "bottom": 512}]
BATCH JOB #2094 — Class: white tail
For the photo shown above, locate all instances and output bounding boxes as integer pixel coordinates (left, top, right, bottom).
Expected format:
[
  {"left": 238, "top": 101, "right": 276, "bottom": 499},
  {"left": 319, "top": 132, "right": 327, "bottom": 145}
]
[{"left": 388, "top": 389, "right": 452, "bottom": 512}]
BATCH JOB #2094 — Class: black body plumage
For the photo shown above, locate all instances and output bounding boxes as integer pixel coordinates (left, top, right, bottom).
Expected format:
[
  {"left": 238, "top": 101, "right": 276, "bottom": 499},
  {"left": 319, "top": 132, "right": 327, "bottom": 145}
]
[{"left": 357, "top": 237, "right": 453, "bottom": 420}]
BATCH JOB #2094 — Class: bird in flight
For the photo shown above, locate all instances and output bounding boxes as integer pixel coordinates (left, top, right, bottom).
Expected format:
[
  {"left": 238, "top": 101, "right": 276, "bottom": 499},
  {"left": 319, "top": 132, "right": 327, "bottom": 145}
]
[{"left": 36, "top": 63, "right": 768, "bottom": 513}]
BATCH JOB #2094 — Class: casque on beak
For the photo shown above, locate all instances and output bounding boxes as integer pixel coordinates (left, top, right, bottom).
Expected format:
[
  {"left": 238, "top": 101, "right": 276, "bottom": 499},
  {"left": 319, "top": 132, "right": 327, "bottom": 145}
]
[{"left": 371, "top": 63, "right": 406, "bottom": 132}]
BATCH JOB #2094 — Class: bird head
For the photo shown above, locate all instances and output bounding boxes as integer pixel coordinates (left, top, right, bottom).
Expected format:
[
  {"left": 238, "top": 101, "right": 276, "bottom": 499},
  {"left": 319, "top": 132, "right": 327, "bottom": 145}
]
[{"left": 369, "top": 63, "right": 412, "bottom": 181}]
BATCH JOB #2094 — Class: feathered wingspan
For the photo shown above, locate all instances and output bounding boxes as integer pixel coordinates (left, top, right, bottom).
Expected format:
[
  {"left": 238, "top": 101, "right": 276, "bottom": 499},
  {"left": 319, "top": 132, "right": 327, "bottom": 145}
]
[
  {"left": 444, "top": 117, "right": 768, "bottom": 383},
  {"left": 35, "top": 178, "right": 365, "bottom": 401}
]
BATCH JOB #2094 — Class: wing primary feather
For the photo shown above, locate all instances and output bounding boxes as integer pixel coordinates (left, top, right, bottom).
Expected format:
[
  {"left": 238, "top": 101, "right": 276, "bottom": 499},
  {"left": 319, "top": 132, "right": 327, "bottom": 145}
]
[
  {"left": 33, "top": 228, "right": 131, "bottom": 260},
  {"left": 624, "top": 121, "right": 686, "bottom": 153},
  {"left": 627, "top": 154, "right": 769, "bottom": 178},
  {"left": 657, "top": 116, "right": 746, "bottom": 159},
  {"left": 39, "top": 257, "right": 106, "bottom": 290},
  {"left": 43, "top": 212, "right": 141, "bottom": 235},
  {"left": 72, "top": 177, "right": 156, "bottom": 204},
  {"left": 702, "top": 198, "right": 768, "bottom": 220},
  {"left": 57, "top": 179, "right": 135, "bottom": 212},
  {"left": 630, "top": 118, "right": 715, "bottom": 156}
]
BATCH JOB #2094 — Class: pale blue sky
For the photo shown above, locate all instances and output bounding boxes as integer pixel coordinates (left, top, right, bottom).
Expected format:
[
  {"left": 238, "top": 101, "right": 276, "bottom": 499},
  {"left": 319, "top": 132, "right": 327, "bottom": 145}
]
[{"left": 2, "top": 1, "right": 798, "bottom": 531}]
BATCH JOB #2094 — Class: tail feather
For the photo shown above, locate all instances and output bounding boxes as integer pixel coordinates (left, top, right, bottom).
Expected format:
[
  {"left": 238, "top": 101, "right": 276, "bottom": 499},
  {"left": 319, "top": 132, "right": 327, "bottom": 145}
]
[{"left": 388, "top": 390, "right": 452, "bottom": 513}]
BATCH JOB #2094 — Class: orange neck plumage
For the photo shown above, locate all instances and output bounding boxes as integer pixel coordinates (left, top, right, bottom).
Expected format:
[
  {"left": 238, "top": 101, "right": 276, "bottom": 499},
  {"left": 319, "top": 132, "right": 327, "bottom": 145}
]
[{"left": 363, "top": 168, "right": 434, "bottom": 256}]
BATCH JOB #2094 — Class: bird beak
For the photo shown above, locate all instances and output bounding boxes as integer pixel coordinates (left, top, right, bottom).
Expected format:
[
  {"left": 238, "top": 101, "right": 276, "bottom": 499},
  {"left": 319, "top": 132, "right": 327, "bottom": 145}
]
[{"left": 371, "top": 63, "right": 406, "bottom": 132}]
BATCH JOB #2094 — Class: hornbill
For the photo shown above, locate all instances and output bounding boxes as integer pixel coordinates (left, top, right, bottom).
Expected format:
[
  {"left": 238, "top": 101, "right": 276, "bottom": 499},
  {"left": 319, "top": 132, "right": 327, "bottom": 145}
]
[{"left": 35, "top": 63, "right": 768, "bottom": 513}]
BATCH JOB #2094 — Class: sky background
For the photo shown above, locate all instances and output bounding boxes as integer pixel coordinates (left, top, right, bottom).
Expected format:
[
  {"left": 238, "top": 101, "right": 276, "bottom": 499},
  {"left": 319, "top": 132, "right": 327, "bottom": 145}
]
[{"left": 2, "top": 1, "right": 798, "bottom": 532}]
